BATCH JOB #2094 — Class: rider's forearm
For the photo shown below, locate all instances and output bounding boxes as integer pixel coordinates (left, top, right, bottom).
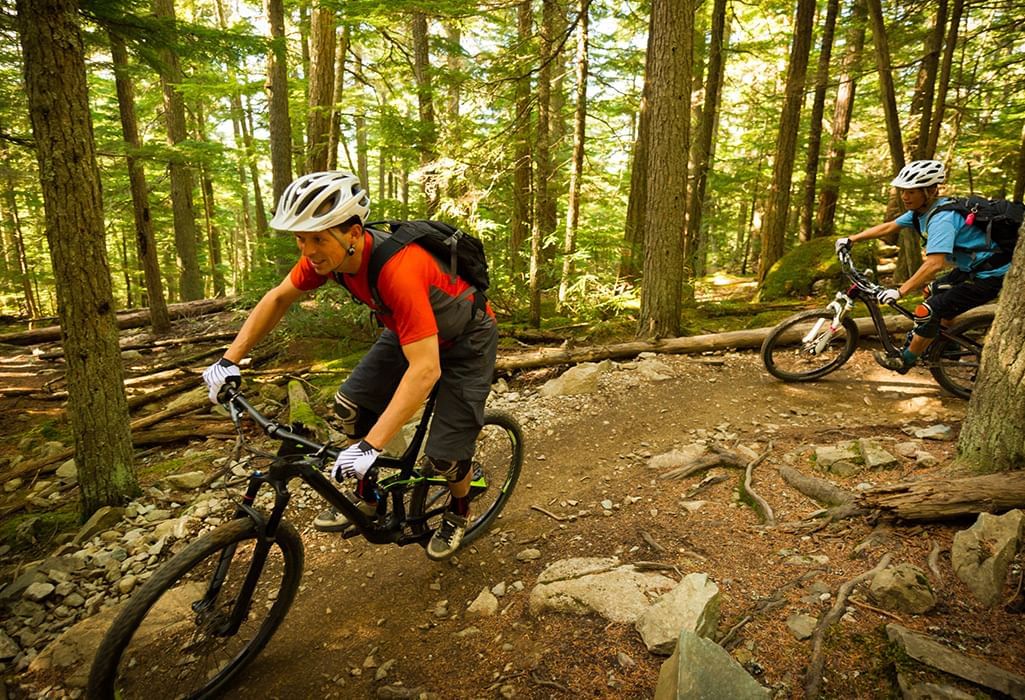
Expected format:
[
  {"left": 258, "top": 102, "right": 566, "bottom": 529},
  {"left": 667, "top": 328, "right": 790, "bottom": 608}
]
[
  {"left": 851, "top": 220, "right": 900, "bottom": 243},
  {"left": 897, "top": 256, "right": 946, "bottom": 297},
  {"left": 224, "top": 284, "right": 298, "bottom": 364},
  {"left": 364, "top": 360, "right": 440, "bottom": 451}
]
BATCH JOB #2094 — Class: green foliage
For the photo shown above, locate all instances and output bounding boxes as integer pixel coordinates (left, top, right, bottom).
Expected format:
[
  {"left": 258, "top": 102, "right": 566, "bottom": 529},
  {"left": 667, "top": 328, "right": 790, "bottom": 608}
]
[{"left": 757, "top": 237, "right": 878, "bottom": 301}]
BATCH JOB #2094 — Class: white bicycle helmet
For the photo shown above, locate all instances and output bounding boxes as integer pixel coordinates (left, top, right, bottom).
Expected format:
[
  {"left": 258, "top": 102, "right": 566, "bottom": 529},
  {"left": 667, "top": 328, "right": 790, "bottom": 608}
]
[
  {"left": 890, "top": 160, "right": 946, "bottom": 188},
  {"left": 269, "top": 171, "right": 370, "bottom": 231}
]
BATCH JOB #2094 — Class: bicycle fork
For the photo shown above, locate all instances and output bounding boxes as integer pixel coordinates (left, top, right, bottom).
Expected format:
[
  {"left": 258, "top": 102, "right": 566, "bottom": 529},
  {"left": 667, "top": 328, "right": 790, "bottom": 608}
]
[
  {"left": 193, "top": 473, "right": 291, "bottom": 637},
  {"left": 803, "top": 294, "right": 853, "bottom": 354}
]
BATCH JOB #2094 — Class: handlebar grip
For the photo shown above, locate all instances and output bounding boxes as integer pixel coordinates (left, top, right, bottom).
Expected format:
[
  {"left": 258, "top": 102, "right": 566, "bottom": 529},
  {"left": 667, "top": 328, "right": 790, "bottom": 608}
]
[{"left": 217, "top": 375, "right": 241, "bottom": 404}]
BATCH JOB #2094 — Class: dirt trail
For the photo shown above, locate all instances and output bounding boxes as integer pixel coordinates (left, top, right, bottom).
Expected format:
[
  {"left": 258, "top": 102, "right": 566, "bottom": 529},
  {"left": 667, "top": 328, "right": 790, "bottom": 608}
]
[{"left": 203, "top": 351, "right": 1017, "bottom": 699}]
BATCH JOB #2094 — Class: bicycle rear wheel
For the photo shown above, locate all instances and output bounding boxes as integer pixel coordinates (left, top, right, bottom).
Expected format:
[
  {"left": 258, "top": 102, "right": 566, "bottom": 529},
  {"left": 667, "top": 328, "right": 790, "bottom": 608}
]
[
  {"left": 88, "top": 517, "right": 303, "bottom": 700},
  {"left": 409, "top": 410, "right": 523, "bottom": 548},
  {"left": 928, "top": 313, "right": 993, "bottom": 399},
  {"left": 761, "top": 309, "right": 860, "bottom": 381}
]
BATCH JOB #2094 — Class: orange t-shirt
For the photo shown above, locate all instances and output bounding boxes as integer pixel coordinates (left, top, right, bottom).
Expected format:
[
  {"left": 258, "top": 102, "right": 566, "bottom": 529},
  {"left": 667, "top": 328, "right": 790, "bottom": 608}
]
[{"left": 289, "top": 231, "right": 488, "bottom": 345}]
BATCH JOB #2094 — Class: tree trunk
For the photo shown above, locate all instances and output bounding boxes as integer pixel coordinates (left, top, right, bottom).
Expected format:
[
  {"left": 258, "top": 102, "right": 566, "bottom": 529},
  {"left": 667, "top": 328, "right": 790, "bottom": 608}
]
[
  {"left": 683, "top": 0, "right": 729, "bottom": 291},
  {"left": 328, "top": 25, "right": 350, "bottom": 171},
  {"left": 529, "top": 0, "right": 558, "bottom": 328},
  {"left": 16, "top": 0, "right": 139, "bottom": 515},
  {"left": 0, "top": 146, "right": 40, "bottom": 317},
  {"left": 757, "top": 0, "right": 816, "bottom": 284},
  {"left": 815, "top": 0, "right": 867, "bottom": 239},
  {"left": 619, "top": 70, "right": 651, "bottom": 282},
  {"left": 799, "top": 0, "right": 839, "bottom": 243},
  {"left": 193, "top": 102, "right": 225, "bottom": 297},
  {"left": 353, "top": 46, "right": 370, "bottom": 191},
  {"left": 265, "top": 0, "right": 293, "bottom": 207},
  {"left": 926, "top": 0, "right": 963, "bottom": 159},
  {"left": 411, "top": 12, "right": 440, "bottom": 216},
  {"left": 109, "top": 33, "right": 171, "bottom": 334},
  {"left": 1015, "top": 121, "right": 1025, "bottom": 203},
  {"left": 510, "top": 0, "right": 533, "bottom": 281},
  {"left": 908, "top": 0, "right": 947, "bottom": 159},
  {"left": 557, "top": 0, "right": 589, "bottom": 311},
  {"left": 865, "top": 0, "right": 905, "bottom": 172},
  {"left": 638, "top": 0, "right": 693, "bottom": 339},
  {"left": 153, "top": 0, "right": 204, "bottom": 301},
  {"left": 306, "top": 1, "right": 336, "bottom": 173},
  {"left": 957, "top": 233, "right": 1025, "bottom": 472}
]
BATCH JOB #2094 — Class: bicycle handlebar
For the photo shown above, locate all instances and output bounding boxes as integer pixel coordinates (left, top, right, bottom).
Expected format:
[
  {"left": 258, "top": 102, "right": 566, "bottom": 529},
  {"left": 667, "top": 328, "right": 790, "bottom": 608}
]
[
  {"left": 836, "top": 247, "right": 883, "bottom": 296},
  {"left": 217, "top": 382, "right": 339, "bottom": 460}
]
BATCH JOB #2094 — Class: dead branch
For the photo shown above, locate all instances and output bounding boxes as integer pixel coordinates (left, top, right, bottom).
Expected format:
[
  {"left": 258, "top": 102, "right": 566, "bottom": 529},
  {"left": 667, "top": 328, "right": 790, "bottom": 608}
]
[
  {"left": 717, "top": 570, "right": 823, "bottom": 649},
  {"left": 684, "top": 474, "right": 728, "bottom": 498},
  {"left": 804, "top": 553, "right": 892, "bottom": 700},
  {"left": 927, "top": 542, "right": 943, "bottom": 582},
  {"left": 530, "top": 504, "right": 569, "bottom": 522},
  {"left": 742, "top": 445, "right": 775, "bottom": 525},
  {"left": 659, "top": 444, "right": 749, "bottom": 480},
  {"left": 639, "top": 530, "right": 666, "bottom": 554},
  {"left": 778, "top": 466, "right": 855, "bottom": 507}
]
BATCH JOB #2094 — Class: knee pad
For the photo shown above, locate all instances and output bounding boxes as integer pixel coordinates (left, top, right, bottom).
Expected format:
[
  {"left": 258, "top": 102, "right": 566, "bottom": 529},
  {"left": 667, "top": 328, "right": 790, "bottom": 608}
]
[
  {"left": 912, "top": 302, "right": 940, "bottom": 339},
  {"left": 428, "top": 457, "right": 472, "bottom": 483},
  {"left": 333, "top": 391, "right": 376, "bottom": 439}
]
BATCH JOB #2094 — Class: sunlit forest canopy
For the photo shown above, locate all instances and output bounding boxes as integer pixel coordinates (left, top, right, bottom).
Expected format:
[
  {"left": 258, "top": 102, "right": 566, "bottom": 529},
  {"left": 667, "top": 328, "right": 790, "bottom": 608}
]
[{"left": 2, "top": 0, "right": 1024, "bottom": 318}]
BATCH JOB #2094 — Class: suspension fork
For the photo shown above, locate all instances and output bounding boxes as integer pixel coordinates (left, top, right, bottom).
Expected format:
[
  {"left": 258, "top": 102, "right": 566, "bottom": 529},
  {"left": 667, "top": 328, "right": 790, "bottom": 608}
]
[
  {"left": 193, "top": 473, "right": 291, "bottom": 636},
  {"left": 803, "top": 293, "right": 853, "bottom": 353}
]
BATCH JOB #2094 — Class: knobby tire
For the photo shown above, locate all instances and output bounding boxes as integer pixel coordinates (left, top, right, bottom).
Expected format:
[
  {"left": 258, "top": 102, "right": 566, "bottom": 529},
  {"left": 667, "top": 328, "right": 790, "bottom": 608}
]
[
  {"left": 761, "top": 309, "right": 860, "bottom": 381},
  {"left": 87, "top": 516, "right": 304, "bottom": 700},
  {"left": 928, "top": 313, "right": 994, "bottom": 399},
  {"left": 409, "top": 410, "right": 523, "bottom": 547}
]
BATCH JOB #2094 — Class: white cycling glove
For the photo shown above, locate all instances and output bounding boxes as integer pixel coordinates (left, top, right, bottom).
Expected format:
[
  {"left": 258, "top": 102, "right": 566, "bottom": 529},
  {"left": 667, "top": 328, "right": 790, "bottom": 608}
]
[
  {"left": 331, "top": 440, "right": 381, "bottom": 481},
  {"left": 834, "top": 237, "right": 851, "bottom": 254},
  {"left": 202, "top": 357, "right": 241, "bottom": 404},
  {"left": 876, "top": 288, "right": 901, "bottom": 305}
]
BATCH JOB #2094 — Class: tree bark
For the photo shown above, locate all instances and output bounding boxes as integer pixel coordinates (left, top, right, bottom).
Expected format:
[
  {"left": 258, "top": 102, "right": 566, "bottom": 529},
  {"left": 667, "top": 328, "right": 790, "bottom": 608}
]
[
  {"left": 957, "top": 230, "right": 1025, "bottom": 472},
  {"left": 637, "top": 0, "right": 693, "bottom": 339},
  {"left": 328, "top": 25, "right": 350, "bottom": 171},
  {"left": 926, "top": 0, "right": 963, "bottom": 159},
  {"left": 529, "top": 0, "right": 558, "bottom": 328},
  {"left": 815, "top": 0, "right": 867, "bottom": 239},
  {"left": 757, "top": 0, "right": 816, "bottom": 284},
  {"left": 619, "top": 58, "right": 651, "bottom": 283},
  {"left": 510, "top": 0, "right": 533, "bottom": 281},
  {"left": 411, "top": 12, "right": 440, "bottom": 216},
  {"left": 306, "top": 1, "right": 336, "bottom": 173},
  {"left": 0, "top": 145, "right": 40, "bottom": 317},
  {"left": 265, "top": 0, "right": 293, "bottom": 207},
  {"left": 557, "top": 0, "right": 589, "bottom": 311},
  {"left": 16, "top": 0, "right": 139, "bottom": 514},
  {"left": 866, "top": 0, "right": 905, "bottom": 173},
  {"left": 859, "top": 473, "right": 1025, "bottom": 520},
  {"left": 153, "top": 0, "right": 204, "bottom": 301},
  {"left": 908, "top": 0, "right": 947, "bottom": 160},
  {"left": 109, "top": 34, "right": 171, "bottom": 333},
  {"left": 684, "top": 0, "right": 729, "bottom": 289},
  {"left": 799, "top": 0, "right": 839, "bottom": 243},
  {"left": 1015, "top": 120, "right": 1025, "bottom": 203}
]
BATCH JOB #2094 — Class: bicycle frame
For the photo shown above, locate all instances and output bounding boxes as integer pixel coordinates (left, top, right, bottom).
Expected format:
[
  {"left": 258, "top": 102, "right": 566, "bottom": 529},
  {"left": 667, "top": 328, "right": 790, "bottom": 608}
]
[{"left": 197, "top": 385, "right": 454, "bottom": 635}]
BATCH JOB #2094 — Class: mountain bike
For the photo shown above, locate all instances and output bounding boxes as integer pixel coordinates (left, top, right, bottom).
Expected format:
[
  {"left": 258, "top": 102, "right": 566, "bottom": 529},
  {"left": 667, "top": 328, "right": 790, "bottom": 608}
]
[
  {"left": 760, "top": 247, "right": 994, "bottom": 399},
  {"left": 87, "top": 382, "right": 523, "bottom": 699}
]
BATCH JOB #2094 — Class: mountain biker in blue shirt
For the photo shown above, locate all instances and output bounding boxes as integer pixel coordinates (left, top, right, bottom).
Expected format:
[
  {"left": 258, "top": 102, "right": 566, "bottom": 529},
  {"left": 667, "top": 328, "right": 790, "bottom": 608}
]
[{"left": 834, "top": 159, "right": 1007, "bottom": 373}]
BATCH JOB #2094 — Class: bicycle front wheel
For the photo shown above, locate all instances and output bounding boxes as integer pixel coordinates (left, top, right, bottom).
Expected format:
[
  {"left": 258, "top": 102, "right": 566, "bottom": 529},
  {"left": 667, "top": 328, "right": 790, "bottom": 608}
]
[
  {"left": 761, "top": 309, "right": 860, "bottom": 381},
  {"left": 928, "top": 313, "right": 993, "bottom": 399},
  {"left": 88, "top": 517, "right": 304, "bottom": 700},
  {"left": 409, "top": 410, "right": 523, "bottom": 548}
]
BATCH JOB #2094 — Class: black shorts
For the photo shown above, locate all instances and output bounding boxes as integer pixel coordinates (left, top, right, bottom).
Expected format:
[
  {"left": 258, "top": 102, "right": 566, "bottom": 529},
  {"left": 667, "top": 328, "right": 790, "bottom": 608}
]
[
  {"left": 924, "top": 269, "right": 1003, "bottom": 325},
  {"left": 339, "top": 316, "right": 498, "bottom": 461}
]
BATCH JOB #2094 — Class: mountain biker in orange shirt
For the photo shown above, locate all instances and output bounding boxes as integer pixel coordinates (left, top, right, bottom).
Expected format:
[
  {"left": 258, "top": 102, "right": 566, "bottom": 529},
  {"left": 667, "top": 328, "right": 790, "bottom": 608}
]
[{"left": 203, "top": 171, "right": 497, "bottom": 560}]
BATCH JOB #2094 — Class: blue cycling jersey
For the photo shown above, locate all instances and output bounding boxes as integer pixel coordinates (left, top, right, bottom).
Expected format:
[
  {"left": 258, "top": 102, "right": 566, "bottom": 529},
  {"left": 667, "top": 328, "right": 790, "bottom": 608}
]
[{"left": 896, "top": 198, "right": 1009, "bottom": 278}]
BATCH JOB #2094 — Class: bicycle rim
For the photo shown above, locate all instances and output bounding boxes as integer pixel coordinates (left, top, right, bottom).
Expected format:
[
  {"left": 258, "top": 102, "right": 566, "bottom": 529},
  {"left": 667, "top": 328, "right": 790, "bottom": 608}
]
[
  {"left": 761, "top": 310, "right": 859, "bottom": 381},
  {"left": 88, "top": 517, "right": 303, "bottom": 700},
  {"left": 409, "top": 410, "right": 523, "bottom": 547},
  {"left": 928, "top": 315, "right": 992, "bottom": 399}
]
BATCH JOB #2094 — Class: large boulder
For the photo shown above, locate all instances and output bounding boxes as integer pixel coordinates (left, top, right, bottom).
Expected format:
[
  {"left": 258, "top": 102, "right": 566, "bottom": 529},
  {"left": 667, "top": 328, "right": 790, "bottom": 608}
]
[
  {"left": 636, "top": 573, "right": 720, "bottom": 655},
  {"left": 654, "top": 629, "right": 769, "bottom": 699},
  {"left": 869, "top": 563, "right": 936, "bottom": 614},
  {"left": 951, "top": 509, "right": 1024, "bottom": 607}
]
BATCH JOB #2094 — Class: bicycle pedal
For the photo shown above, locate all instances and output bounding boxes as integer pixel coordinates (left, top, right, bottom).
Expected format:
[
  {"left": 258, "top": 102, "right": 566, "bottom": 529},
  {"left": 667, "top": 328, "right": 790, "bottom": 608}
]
[{"left": 340, "top": 523, "right": 361, "bottom": 539}]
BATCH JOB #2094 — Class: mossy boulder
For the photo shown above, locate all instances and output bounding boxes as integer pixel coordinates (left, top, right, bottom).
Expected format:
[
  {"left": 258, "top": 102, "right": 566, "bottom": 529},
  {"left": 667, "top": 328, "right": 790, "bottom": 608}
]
[{"left": 757, "top": 237, "right": 878, "bottom": 301}]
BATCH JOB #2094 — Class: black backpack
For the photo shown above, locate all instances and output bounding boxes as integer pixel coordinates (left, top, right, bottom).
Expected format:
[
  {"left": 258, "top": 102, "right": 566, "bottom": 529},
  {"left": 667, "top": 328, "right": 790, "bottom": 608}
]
[
  {"left": 914, "top": 196, "right": 1024, "bottom": 254},
  {"left": 365, "top": 219, "right": 490, "bottom": 314}
]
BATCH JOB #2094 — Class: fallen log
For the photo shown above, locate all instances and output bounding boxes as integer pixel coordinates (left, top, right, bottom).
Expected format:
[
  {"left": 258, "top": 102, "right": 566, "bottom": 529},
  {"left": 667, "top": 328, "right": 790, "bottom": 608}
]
[
  {"left": 493, "top": 303, "right": 996, "bottom": 372},
  {"left": 858, "top": 471, "right": 1025, "bottom": 521},
  {"left": 0, "top": 298, "right": 236, "bottom": 346}
]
